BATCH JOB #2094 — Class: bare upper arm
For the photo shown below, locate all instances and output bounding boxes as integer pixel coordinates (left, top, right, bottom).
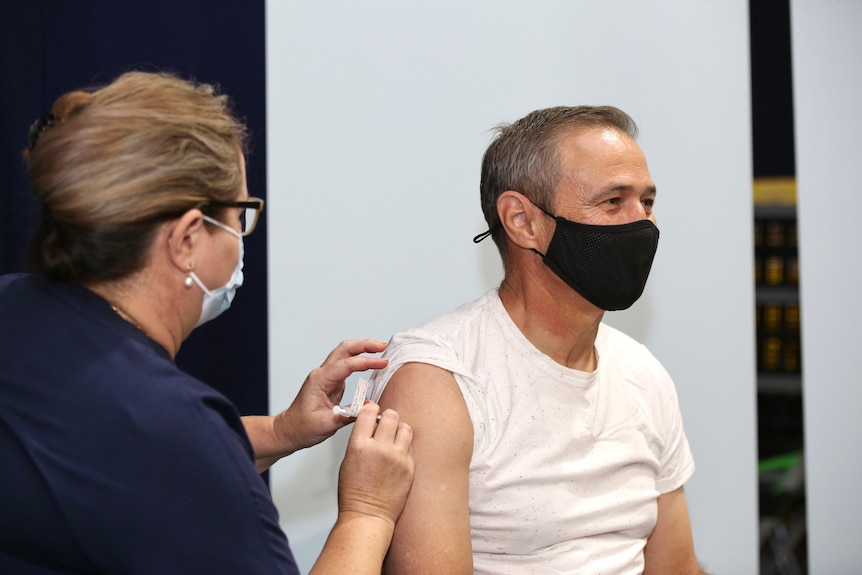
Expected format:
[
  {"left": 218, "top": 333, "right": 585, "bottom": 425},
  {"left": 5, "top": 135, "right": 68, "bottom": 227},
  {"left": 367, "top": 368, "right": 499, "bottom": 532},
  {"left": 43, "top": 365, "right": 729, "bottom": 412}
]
[
  {"left": 377, "top": 362, "right": 474, "bottom": 575},
  {"left": 642, "top": 486, "right": 706, "bottom": 575}
]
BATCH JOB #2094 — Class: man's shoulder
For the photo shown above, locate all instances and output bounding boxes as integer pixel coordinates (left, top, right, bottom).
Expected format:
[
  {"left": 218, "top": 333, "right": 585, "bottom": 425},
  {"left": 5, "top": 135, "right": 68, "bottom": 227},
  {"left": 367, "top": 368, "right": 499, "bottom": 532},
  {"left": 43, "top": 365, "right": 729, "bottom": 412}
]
[
  {"left": 396, "top": 289, "right": 499, "bottom": 341},
  {"left": 369, "top": 290, "right": 500, "bottom": 400},
  {"left": 598, "top": 321, "right": 652, "bottom": 355},
  {"left": 597, "top": 322, "right": 670, "bottom": 381}
]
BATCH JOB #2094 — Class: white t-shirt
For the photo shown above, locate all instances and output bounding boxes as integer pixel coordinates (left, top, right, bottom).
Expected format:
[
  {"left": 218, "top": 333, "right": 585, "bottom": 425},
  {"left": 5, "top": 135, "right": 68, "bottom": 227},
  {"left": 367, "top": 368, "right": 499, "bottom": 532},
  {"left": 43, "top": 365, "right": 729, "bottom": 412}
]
[{"left": 369, "top": 290, "right": 695, "bottom": 575}]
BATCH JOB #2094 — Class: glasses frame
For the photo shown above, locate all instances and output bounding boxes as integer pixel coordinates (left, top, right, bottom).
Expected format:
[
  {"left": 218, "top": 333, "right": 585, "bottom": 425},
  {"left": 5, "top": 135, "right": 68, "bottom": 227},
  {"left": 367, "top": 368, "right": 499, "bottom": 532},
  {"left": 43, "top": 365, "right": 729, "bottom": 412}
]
[{"left": 203, "top": 197, "right": 265, "bottom": 236}]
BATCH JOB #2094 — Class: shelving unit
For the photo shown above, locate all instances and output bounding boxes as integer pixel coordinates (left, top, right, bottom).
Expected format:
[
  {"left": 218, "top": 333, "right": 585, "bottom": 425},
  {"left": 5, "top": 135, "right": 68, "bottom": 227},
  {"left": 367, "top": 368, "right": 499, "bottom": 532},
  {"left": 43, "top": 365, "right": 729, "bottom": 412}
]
[
  {"left": 754, "top": 189, "right": 801, "bottom": 394},
  {"left": 754, "top": 177, "right": 807, "bottom": 574}
]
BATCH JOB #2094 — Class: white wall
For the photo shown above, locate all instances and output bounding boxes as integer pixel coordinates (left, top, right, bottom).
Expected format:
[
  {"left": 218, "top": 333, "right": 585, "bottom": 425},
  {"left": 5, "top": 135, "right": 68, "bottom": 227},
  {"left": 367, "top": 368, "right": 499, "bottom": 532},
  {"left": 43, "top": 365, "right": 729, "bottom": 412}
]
[
  {"left": 266, "top": 2, "right": 757, "bottom": 573},
  {"left": 791, "top": 1, "right": 862, "bottom": 571}
]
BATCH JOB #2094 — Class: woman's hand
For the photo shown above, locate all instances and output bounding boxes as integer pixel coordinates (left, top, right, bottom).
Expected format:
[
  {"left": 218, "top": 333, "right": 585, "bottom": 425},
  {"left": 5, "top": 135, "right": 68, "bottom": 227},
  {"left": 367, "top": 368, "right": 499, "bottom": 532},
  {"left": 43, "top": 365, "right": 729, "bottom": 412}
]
[
  {"left": 308, "top": 403, "right": 414, "bottom": 575},
  {"left": 337, "top": 403, "right": 415, "bottom": 524},
  {"left": 247, "top": 338, "right": 388, "bottom": 471}
]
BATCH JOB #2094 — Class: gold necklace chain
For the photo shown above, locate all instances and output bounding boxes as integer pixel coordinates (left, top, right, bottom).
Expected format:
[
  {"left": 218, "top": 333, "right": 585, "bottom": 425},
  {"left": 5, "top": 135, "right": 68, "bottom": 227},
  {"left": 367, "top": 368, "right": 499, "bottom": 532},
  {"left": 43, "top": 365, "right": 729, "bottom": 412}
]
[{"left": 110, "top": 304, "right": 147, "bottom": 336}]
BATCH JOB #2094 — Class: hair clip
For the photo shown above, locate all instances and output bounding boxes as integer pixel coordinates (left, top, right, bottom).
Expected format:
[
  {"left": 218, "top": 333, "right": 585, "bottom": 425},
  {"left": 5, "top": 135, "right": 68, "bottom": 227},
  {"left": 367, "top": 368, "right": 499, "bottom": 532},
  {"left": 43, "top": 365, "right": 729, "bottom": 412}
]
[{"left": 27, "top": 113, "right": 57, "bottom": 150}]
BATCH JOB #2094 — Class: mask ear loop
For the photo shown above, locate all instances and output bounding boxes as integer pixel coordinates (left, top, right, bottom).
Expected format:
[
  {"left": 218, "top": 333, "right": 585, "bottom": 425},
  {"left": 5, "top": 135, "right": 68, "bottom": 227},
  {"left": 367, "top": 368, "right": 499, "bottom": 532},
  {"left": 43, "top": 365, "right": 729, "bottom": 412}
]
[
  {"left": 473, "top": 198, "right": 557, "bottom": 249},
  {"left": 188, "top": 270, "right": 215, "bottom": 296},
  {"left": 526, "top": 200, "right": 558, "bottom": 259},
  {"left": 202, "top": 214, "right": 241, "bottom": 239},
  {"left": 531, "top": 201, "right": 558, "bottom": 220},
  {"left": 472, "top": 227, "right": 496, "bottom": 243},
  {"left": 187, "top": 216, "right": 241, "bottom": 294}
]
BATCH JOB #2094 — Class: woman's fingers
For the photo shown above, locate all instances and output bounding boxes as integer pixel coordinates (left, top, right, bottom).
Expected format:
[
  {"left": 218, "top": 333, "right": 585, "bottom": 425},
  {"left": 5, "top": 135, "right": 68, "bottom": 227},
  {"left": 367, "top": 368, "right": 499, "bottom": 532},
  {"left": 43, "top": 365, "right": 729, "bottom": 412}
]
[{"left": 320, "top": 339, "right": 387, "bottom": 366}]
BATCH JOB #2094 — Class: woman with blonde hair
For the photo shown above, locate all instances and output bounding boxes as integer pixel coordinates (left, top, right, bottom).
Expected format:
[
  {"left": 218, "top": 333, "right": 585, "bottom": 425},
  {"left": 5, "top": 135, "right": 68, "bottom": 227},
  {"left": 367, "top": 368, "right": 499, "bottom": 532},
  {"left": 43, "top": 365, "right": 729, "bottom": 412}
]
[{"left": 0, "top": 71, "right": 413, "bottom": 574}]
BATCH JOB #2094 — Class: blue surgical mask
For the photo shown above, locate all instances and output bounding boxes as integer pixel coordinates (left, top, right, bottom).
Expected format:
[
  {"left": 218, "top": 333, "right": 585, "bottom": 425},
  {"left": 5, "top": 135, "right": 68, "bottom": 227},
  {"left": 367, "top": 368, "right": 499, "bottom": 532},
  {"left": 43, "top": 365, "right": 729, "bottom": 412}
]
[{"left": 188, "top": 215, "right": 244, "bottom": 327}]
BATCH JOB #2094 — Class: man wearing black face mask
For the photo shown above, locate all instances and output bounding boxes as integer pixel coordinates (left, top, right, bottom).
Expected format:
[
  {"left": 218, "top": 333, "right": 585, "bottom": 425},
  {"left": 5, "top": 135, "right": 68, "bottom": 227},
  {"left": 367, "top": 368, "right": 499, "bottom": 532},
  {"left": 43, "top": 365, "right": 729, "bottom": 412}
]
[{"left": 367, "top": 107, "right": 707, "bottom": 575}]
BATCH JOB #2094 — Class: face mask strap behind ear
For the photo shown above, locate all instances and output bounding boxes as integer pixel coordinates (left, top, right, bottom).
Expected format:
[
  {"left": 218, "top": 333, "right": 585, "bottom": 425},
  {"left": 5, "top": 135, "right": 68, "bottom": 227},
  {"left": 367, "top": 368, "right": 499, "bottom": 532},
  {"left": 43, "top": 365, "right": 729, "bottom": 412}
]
[
  {"left": 187, "top": 213, "right": 246, "bottom": 327},
  {"left": 189, "top": 215, "right": 241, "bottom": 296},
  {"left": 526, "top": 198, "right": 558, "bottom": 259},
  {"left": 187, "top": 270, "right": 214, "bottom": 296},
  {"left": 202, "top": 214, "right": 241, "bottom": 239}
]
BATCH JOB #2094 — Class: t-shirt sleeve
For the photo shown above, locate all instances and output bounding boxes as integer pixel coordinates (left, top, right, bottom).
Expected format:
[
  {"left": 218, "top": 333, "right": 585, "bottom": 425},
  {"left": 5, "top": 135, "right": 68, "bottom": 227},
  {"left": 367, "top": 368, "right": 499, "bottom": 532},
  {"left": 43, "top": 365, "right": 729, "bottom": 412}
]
[
  {"left": 651, "top": 363, "right": 696, "bottom": 494},
  {"left": 602, "top": 326, "right": 696, "bottom": 495},
  {"left": 369, "top": 328, "right": 470, "bottom": 402},
  {"left": 642, "top": 356, "right": 694, "bottom": 493}
]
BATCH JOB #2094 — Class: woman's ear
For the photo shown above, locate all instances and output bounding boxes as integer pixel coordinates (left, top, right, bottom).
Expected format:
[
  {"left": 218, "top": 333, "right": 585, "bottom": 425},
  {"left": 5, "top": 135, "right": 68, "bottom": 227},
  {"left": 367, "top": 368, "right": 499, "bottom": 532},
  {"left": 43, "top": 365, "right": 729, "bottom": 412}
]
[
  {"left": 497, "top": 190, "right": 551, "bottom": 252},
  {"left": 166, "top": 209, "right": 206, "bottom": 274}
]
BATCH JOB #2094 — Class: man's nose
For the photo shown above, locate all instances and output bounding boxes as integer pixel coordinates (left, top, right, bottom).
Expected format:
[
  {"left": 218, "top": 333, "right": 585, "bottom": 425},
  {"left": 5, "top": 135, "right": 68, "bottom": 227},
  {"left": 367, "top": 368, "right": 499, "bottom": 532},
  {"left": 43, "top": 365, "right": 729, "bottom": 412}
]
[{"left": 625, "top": 202, "right": 654, "bottom": 223}]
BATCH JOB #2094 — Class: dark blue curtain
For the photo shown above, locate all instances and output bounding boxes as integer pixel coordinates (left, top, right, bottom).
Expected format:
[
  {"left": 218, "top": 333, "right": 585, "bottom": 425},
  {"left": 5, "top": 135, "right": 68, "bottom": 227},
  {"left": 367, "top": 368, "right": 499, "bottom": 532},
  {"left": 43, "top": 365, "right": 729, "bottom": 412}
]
[{"left": 1, "top": 1, "right": 269, "bottom": 419}]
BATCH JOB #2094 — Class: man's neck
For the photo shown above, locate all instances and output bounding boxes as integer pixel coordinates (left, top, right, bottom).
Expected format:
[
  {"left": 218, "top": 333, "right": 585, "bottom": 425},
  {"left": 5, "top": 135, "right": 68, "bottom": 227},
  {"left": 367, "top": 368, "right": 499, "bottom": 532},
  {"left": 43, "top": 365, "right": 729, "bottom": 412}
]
[{"left": 498, "top": 271, "right": 604, "bottom": 372}]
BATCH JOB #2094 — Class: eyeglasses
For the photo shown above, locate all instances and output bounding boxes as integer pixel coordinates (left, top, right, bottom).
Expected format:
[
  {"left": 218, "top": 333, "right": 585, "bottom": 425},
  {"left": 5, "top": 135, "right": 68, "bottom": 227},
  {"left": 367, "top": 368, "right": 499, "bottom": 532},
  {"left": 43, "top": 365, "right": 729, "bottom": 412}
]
[{"left": 203, "top": 197, "right": 265, "bottom": 236}]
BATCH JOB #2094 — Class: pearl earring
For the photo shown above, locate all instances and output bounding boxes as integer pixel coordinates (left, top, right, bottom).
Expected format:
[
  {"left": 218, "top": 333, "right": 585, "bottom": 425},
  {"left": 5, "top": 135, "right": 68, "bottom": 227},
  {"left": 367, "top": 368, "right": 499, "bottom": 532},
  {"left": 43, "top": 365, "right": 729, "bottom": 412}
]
[{"left": 184, "top": 275, "right": 193, "bottom": 288}]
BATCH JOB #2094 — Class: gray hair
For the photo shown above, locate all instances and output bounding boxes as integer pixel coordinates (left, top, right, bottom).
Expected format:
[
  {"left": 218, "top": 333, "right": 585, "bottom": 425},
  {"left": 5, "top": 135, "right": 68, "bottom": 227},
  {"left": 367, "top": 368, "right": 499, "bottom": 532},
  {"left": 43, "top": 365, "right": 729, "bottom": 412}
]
[{"left": 478, "top": 105, "right": 639, "bottom": 262}]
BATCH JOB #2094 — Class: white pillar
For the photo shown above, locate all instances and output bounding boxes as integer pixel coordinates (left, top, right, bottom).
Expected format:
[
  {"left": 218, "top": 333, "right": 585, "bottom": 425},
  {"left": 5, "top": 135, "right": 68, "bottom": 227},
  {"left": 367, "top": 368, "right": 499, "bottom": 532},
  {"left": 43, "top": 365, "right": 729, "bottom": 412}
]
[{"left": 791, "top": 0, "right": 862, "bottom": 570}]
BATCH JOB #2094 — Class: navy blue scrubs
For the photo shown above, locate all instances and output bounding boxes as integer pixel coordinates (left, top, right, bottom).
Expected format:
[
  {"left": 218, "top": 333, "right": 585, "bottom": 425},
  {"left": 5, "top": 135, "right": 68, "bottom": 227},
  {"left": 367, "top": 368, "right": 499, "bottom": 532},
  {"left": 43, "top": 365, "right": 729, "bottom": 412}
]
[{"left": 0, "top": 274, "right": 299, "bottom": 574}]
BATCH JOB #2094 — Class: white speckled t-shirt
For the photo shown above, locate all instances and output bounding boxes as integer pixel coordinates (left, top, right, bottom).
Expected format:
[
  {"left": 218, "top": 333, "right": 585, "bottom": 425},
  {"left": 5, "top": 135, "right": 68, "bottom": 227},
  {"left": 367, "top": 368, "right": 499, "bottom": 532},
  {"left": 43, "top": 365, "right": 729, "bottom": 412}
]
[{"left": 368, "top": 289, "right": 695, "bottom": 575}]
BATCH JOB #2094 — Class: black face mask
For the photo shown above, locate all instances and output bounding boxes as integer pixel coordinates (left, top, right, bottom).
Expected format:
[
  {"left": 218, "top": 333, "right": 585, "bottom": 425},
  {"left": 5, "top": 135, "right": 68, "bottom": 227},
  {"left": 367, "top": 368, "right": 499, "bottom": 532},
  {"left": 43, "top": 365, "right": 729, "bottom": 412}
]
[{"left": 533, "top": 211, "right": 660, "bottom": 311}]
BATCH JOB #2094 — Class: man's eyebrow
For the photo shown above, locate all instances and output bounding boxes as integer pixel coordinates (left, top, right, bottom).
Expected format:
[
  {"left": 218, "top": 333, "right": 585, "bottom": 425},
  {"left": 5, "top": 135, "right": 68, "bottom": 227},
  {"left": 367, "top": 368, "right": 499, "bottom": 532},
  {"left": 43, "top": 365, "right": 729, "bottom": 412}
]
[{"left": 603, "top": 184, "right": 657, "bottom": 195}]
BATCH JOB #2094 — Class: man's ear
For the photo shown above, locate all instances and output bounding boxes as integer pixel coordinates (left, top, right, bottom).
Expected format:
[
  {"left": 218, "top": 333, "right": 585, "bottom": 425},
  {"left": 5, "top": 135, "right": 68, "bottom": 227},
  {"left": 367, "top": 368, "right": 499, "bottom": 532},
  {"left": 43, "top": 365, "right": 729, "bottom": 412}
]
[
  {"left": 167, "top": 209, "right": 206, "bottom": 274},
  {"left": 497, "top": 191, "right": 551, "bottom": 252}
]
